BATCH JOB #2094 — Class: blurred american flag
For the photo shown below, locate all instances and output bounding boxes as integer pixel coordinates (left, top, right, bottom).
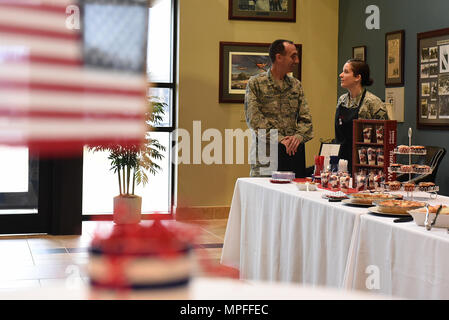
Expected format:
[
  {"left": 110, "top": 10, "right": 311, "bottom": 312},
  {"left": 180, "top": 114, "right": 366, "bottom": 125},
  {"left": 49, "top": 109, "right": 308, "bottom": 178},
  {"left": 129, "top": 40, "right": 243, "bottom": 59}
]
[{"left": 0, "top": 0, "right": 148, "bottom": 156}]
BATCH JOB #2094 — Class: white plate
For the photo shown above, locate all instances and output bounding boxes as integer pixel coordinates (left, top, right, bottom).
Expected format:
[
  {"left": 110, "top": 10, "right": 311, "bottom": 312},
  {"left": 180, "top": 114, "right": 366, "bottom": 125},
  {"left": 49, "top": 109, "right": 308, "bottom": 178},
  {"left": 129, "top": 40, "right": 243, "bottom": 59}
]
[
  {"left": 367, "top": 206, "right": 411, "bottom": 217},
  {"left": 408, "top": 209, "right": 449, "bottom": 228},
  {"left": 341, "top": 199, "right": 373, "bottom": 207},
  {"left": 270, "top": 179, "right": 292, "bottom": 184}
]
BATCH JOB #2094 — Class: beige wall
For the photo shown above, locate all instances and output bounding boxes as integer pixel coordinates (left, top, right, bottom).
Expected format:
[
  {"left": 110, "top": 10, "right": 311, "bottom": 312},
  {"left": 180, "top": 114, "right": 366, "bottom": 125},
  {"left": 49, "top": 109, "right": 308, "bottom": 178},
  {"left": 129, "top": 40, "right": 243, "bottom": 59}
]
[{"left": 176, "top": 0, "right": 339, "bottom": 208}]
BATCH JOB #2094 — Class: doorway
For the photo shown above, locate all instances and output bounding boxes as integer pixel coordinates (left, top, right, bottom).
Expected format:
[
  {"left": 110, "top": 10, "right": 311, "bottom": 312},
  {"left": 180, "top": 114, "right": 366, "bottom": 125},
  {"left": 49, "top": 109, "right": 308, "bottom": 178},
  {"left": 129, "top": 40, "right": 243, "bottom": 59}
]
[{"left": 0, "top": 147, "right": 48, "bottom": 234}]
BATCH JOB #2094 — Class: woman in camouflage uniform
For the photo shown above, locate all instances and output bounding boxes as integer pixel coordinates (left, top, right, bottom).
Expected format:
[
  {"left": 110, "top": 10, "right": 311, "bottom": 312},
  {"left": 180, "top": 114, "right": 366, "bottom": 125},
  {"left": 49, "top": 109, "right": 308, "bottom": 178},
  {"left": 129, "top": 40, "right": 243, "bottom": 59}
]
[{"left": 335, "top": 59, "right": 388, "bottom": 172}]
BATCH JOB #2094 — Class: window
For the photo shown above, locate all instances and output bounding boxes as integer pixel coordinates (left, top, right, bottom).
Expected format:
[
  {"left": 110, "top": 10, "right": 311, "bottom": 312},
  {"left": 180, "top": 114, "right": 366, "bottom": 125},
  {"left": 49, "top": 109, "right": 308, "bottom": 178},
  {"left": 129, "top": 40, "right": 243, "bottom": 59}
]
[{"left": 82, "top": 0, "right": 177, "bottom": 217}]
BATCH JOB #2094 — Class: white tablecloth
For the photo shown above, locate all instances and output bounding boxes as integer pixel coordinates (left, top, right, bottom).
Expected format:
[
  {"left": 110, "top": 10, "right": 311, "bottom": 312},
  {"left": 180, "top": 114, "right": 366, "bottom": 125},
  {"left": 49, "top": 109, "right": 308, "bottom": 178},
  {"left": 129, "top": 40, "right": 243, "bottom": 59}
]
[
  {"left": 221, "top": 178, "right": 366, "bottom": 287},
  {"left": 221, "top": 177, "right": 449, "bottom": 299},
  {"left": 0, "top": 278, "right": 387, "bottom": 300},
  {"left": 349, "top": 213, "right": 449, "bottom": 299}
]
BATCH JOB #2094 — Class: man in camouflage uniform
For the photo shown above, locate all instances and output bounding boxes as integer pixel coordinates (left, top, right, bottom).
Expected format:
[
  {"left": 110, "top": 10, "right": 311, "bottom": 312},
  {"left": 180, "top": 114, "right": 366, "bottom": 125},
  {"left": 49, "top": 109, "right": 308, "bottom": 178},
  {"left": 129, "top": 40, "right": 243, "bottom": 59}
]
[{"left": 244, "top": 39, "right": 313, "bottom": 177}]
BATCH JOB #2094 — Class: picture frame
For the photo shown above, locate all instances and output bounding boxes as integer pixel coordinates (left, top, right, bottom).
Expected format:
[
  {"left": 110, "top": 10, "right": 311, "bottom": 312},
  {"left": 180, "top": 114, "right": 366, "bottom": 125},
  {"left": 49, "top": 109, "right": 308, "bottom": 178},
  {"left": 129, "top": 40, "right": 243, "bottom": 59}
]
[
  {"left": 385, "top": 30, "right": 405, "bottom": 87},
  {"left": 228, "top": 0, "right": 296, "bottom": 22},
  {"left": 352, "top": 46, "right": 366, "bottom": 62},
  {"left": 219, "top": 41, "right": 302, "bottom": 103},
  {"left": 385, "top": 87, "right": 404, "bottom": 122},
  {"left": 417, "top": 27, "right": 449, "bottom": 129},
  {"left": 318, "top": 143, "right": 341, "bottom": 158}
]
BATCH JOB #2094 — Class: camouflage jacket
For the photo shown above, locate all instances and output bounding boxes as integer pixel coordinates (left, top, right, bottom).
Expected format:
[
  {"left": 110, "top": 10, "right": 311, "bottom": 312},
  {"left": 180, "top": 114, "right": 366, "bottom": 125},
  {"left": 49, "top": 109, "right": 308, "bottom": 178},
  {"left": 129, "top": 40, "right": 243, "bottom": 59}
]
[
  {"left": 337, "top": 90, "right": 389, "bottom": 120},
  {"left": 244, "top": 69, "right": 314, "bottom": 176},
  {"left": 244, "top": 69, "right": 313, "bottom": 143}
]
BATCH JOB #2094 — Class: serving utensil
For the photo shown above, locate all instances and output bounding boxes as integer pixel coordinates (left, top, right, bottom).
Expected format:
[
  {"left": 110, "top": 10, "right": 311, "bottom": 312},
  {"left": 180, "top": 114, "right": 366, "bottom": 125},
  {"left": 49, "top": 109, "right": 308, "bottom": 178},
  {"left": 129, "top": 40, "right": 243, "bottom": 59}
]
[
  {"left": 425, "top": 204, "right": 442, "bottom": 231},
  {"left": 424, "top": 204, "right": 430, "bottom": 229}
]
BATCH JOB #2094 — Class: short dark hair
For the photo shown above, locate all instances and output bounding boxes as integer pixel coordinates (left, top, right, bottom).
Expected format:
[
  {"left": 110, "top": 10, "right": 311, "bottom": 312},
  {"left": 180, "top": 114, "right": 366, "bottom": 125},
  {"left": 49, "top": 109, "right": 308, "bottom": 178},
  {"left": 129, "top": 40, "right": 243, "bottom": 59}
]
[
  {"left": 269, "top": 39, "right": 294, "bottom": 63},
  {"left": 346, "top": 59, "right": 373, "bottom": 86}
]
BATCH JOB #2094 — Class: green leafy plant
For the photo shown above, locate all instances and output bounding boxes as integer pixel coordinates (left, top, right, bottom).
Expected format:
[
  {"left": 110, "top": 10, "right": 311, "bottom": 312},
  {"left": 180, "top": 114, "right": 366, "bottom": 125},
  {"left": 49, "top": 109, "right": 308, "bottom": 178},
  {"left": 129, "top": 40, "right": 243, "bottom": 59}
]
[{"left": 88, "top": 97, "right": 166, "bottom": 196}]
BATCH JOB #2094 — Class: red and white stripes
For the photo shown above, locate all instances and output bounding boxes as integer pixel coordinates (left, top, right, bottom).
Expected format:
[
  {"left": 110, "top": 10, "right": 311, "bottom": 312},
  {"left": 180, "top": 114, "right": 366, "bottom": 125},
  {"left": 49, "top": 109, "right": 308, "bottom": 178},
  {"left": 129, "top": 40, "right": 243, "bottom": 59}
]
[{"left": 0, "top": 0, "right": 147, "bottom": 156}]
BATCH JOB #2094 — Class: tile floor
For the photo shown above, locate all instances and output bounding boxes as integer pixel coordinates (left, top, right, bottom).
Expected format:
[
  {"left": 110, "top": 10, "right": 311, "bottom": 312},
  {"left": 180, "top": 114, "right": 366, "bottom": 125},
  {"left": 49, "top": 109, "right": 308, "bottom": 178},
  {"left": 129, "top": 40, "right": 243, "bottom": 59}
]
[{"left": 0, "top": 219, "right": 233, "bottom": 292}]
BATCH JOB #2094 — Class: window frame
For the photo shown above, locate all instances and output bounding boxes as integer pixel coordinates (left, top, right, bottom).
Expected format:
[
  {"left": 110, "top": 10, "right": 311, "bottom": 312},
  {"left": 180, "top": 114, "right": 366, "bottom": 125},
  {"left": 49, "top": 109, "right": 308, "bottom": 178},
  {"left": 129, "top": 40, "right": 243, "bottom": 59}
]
[
  {"left": 149, "top": 0, "right": 177, "bottom": 216},
  {"left": 83, "top": 0, "right": 178, "bottom": 220}
]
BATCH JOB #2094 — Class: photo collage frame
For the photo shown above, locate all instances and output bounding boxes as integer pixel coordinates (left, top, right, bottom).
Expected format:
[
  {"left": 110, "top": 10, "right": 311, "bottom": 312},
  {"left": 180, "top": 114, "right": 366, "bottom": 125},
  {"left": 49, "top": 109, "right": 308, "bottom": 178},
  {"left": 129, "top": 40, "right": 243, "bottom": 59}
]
[{"left": 418, "top": 27, "right": 449, "bottom": 129}]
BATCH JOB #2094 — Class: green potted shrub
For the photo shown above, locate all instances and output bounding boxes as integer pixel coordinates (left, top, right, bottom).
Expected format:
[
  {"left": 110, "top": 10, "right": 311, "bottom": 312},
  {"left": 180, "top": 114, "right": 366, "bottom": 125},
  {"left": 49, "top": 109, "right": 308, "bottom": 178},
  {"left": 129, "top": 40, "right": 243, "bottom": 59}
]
[{"left": 88, "top": 96, "right": 166, "bottom": 224}]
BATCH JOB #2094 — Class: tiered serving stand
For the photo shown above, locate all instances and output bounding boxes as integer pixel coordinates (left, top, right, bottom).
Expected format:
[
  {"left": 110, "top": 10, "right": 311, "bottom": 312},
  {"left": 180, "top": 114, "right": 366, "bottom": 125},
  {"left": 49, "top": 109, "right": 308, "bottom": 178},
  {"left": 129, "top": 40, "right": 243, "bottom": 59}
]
[{"left": 385, "top": 128, "right": 439, "bottom": 199}]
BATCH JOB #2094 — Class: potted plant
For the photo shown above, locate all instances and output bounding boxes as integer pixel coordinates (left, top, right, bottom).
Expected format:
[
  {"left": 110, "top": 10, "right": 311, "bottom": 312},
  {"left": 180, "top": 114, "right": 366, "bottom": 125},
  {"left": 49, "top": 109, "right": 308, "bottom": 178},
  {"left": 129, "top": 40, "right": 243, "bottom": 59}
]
[{"left": 88, "top": 96, "right": 166, "bottom": 224}]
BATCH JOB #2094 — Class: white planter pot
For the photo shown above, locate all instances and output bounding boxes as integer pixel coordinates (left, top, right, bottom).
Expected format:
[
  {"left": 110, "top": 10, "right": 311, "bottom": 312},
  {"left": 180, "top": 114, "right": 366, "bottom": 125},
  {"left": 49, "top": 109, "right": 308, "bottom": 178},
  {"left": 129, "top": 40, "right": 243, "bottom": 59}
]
[{"left": 113, "top": 195, "right": 142, "bottom": 224}]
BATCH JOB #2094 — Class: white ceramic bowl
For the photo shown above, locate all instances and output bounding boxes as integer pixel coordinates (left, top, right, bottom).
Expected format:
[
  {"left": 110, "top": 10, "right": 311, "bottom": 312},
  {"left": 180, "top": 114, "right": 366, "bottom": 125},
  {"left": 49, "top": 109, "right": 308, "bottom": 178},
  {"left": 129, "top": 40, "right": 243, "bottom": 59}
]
[
  {"left": 296, "top": 182, "right": 317, "bottom": 191},
  {"left": 408, "top": 208, "right": 449, "bottom": 228}
]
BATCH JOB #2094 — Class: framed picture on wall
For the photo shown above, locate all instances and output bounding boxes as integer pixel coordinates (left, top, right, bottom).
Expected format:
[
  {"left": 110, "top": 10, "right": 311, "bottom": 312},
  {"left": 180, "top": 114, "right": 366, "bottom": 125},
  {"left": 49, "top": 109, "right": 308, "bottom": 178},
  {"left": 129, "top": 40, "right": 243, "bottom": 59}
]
[
  {"left": 417, "top": 27, "right": 449, "bottom": 129},
  {"left": 352, "top": 46, "right": 366, "bottom": 62},
  {"left": 219, "top": 41, "right": 302, "bottom": 103},
  {"left": 228, "top": 0, "right": 296, "bottom": 22},
  {"left": 385, "top": 30, "right": 405, "bottom": 87}
]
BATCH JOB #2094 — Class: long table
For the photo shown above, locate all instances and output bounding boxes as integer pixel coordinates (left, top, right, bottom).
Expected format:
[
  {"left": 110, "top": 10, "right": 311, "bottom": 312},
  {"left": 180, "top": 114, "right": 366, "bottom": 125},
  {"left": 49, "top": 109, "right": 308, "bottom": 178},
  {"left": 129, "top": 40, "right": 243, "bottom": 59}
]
[
  {"left": 221, "top": 178, "right": 449, "bottom": 299},
  {"left": 0, "top": 277, "right": 385, "bottom": 300},
  {"left": 349, "top": 213, "right": 449, "bottom": 299}
]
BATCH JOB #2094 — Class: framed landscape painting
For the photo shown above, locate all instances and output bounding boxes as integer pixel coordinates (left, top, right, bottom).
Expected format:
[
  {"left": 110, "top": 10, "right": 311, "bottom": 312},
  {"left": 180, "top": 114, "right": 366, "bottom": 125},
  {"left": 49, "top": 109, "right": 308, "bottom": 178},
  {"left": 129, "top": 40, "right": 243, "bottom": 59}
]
[{"left": 219, "top": 41, "right": 302, "bottom": 103}]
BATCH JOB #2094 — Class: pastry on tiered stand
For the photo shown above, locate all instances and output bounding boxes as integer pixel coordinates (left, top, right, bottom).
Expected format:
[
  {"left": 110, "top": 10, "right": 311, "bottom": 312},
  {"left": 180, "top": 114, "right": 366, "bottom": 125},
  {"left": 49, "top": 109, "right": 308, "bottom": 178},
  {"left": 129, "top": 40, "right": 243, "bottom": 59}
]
[
  {"left": 395, "top": 145, "right": 426, "bottom": 154},
  {"left": 413, "top": 164, "right": 431, "bottom": 174},
  {"left": 400, "top": 165, "right": 413, "bottom": 173},
  {"left": 397, "top": 145, "right": 410, "bottom": 153},
  {"left": 418, "top": 182, "right": 436, "bottom": 192},
  {"left": 385, "top": 181, "right": 401, "bottom": 191},
  {"left": 389, "top": 163, "right": 402, "bottom": 173},
  {"left": 410, "top": 145, "right": 426, "bottom": 154},
  {"left": 403, "top": 182, "right": 415, "bottom": 192}
]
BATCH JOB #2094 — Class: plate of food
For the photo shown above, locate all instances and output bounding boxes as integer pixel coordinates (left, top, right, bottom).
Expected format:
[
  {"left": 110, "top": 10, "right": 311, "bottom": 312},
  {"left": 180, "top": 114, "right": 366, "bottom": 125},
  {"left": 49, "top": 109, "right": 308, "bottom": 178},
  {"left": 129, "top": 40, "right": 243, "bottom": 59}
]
[
  {"left": 270, "top": 179, "right": 292, "bottom": 184},
  {"left": 373, "top": 199, "right": 427, "bottom": 215},
  {"left": 367, "top": 206, "right": 411, "bottom": 218},
  {"left": 346, "top": 192, "right": 397, "bottom": 206},
  {"left": 408, "top": 205, "right": 449, "bottom": 228},
  {"left": 342, "top": 198, "right": 374, "bottom": 207},
  {"left": 322, "top": 191, "right": 349, "bottom": 201}
]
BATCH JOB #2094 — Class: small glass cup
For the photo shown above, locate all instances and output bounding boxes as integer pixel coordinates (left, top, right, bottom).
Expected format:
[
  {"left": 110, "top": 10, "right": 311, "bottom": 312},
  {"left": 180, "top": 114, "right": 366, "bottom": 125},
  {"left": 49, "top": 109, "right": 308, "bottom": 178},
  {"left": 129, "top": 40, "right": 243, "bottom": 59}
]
[
  {"left": 368, "top": 172, "right": 375, "bottom": 190},
  {"left": 363, "top": 126, "right": 372, "bottom": 143},
  {"left": 358, "top": 147, "right": 367, "bottom": 165},
  {"left": 376, "top": 148, "right": 384, "bottom": 166},
  {"left": 321, "top": 171, "right": 330, "bottom": 188},
  {"left": 356, "top": 174, "right": 366, "bottom": 191},
  {"left": 339, "top": 174, "right": 350, "bottom": 191},
  {"left": 367, "top": 147, "right": 376, "bottom": 165},
  {"left": 376, "top": 125, "right": 384, "bottom": 144},
  {"left": 329, "top": 173, "right": 340, "bottom": 190}
]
